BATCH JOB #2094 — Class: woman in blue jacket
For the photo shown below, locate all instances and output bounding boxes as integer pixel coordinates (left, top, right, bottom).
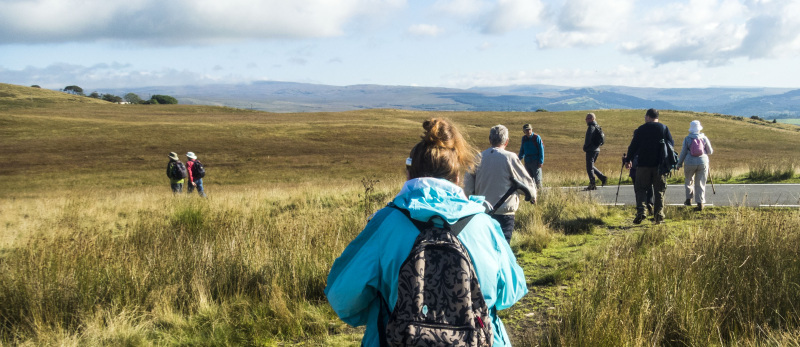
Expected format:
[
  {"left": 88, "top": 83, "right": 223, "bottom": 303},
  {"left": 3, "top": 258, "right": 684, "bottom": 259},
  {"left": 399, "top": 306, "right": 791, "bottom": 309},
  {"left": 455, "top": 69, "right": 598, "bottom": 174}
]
[{"left": 325, "top": 118, "right": 528, "bottom": 346}]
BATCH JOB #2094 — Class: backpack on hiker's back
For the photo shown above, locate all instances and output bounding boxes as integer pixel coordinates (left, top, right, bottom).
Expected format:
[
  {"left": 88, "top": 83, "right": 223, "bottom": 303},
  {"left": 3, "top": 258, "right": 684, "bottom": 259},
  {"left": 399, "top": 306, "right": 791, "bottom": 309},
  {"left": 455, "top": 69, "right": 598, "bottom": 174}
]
[
  {"left": 595, "top": 125, "right": 605, "bottom": 146},
  {"left": 380, "top": 206, "right": 493, "bottom": 346},
  {"left": 168, "top": 161, "right": 188, "bottom": 180},
  {"left": 689, "top": 136, "right": 705, "bottom": 157},
  {"left": 191, "top": 160, "right": 206, "bottom": 179}
]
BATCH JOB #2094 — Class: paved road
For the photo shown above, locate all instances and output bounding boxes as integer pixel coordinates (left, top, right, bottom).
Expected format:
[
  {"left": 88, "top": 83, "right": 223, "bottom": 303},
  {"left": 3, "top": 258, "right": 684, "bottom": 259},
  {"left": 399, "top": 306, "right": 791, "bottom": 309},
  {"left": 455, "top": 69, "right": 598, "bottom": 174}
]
[{"left": 570, "top": 184, "right": 800, "bottom": 208}]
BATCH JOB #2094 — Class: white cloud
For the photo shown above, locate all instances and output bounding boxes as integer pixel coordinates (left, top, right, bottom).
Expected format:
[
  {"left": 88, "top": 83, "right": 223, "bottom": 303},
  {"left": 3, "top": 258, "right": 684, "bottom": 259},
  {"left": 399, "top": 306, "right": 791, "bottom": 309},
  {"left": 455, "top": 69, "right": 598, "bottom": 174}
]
[
  {"left": 619, "top": 0, "right": 800, "bottom": 65},
  {"left": 407, "top": 24, "right": 444, "bottom": 37},
  {"left": 537, "top": 0, "right": 634, "bottom": 48},
  {"left": 480, "top": 0, "right": 546, "bottom": 34},
  {"left": 433, "top": 0, "right": 489, "bottom": 18},
  {"left": 0, "top": 0, "right": 406, "bottom": 44},
  {"left": 0, "top": 63, "right": 227, "bottom": 89},
  {"left": 440, "top": 65, "right": 707, "bottom": 88}
]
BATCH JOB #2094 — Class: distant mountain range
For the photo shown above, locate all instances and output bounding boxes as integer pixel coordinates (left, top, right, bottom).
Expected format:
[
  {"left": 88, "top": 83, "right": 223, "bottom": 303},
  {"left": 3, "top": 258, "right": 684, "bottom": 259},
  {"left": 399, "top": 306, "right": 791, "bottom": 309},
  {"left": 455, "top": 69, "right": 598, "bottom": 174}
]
[{"left": 105, "top": 81, "right": 800, "bottom": 118}]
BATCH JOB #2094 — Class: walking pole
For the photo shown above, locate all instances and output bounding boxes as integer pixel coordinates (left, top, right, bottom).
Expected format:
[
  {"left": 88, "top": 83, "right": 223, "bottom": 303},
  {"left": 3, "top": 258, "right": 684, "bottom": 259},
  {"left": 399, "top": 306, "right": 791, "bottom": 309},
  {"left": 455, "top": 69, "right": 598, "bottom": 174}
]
[
  {"left": 708, "top": 164, "right": 716, "bottom": 194},
  {"left": 614, "top": 153, "right": 626, "bottom": 206}
]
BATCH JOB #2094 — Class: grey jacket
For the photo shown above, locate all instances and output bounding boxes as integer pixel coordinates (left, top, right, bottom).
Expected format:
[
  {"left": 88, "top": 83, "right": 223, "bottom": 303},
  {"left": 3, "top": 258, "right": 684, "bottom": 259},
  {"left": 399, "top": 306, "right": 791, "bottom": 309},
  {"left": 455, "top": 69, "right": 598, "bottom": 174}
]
[
  {"left": 464, "top": 147, "right": 537, "bottom": 215},
  {"left": 677, "top": 133, "right": 713, "bottom": 167}
]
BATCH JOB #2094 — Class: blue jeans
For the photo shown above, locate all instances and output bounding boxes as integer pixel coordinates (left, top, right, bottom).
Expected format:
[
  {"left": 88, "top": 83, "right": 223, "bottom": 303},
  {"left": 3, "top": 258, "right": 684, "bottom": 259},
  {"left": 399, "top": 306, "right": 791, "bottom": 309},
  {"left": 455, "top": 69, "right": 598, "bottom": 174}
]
[
  {"left": 524, "top": 160, "right": 542, "bottom": 188},
  {"left": 187, "top": 178, "right": 206, "bottom": 197}
]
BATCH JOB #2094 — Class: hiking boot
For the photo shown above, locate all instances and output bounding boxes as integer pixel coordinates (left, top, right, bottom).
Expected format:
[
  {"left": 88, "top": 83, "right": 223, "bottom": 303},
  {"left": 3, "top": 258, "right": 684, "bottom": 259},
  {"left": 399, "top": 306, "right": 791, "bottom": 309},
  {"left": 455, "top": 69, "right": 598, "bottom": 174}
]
[
  {"left": 684, "top": 199, "right": 692, "bottom": 206},
  {"left": 600, "top": 176, "right": 608, "bottom": 187},
  {"left": 695, "top": 203, "right": 704, "bottom": 211},
  {"left": 586, "top": 183, "right": 597, "bottom": 191},
  {"left": 646, "top": 204, "right": 654, "bottom": 216},
  {"left": 633, "top": 214, "right": 646, "bottom": 224}
]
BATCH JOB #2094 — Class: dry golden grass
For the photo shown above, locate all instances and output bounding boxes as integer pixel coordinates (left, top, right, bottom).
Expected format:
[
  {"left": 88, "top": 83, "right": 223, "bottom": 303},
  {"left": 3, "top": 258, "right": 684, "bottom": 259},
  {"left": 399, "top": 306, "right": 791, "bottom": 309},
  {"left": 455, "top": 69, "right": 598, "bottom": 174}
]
[
  {"left": 2, "top": 82, "right": 800, "bottom": 345},
  {"left": 3, "top": 82, "right": 800, "bottom": 196}
]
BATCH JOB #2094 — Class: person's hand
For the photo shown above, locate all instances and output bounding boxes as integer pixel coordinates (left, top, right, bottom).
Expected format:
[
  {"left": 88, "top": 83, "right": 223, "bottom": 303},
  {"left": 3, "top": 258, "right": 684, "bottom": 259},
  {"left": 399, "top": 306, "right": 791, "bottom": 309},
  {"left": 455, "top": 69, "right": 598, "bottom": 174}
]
[
  {"left": 676, "top": 165, "right": 682, "bottom": 170},
  {"left": 192, "top": 181, "right": 197, "bottom": 187},
  {"left": 537, "top": 163, "right": 542, "bottom": 169},
  {"left": 625, "top": 162, "right": 632, "bottom": 170}
]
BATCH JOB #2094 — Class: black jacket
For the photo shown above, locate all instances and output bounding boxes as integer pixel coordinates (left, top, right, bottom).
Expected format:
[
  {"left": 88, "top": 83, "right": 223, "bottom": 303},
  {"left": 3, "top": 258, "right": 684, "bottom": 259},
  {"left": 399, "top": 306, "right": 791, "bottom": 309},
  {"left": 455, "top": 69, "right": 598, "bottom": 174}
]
[
  {"left": 625, "top": 122, "right": 673, "bottom": 167},
  {"left": 583, "top": 122, "right": 602, "bottom": 152}
]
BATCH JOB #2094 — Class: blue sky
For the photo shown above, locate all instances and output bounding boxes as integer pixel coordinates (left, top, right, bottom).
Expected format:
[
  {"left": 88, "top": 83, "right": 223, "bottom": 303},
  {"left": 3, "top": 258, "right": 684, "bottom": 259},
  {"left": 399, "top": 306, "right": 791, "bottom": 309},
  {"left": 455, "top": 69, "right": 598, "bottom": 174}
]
[{"left": 1, "top": 0, "right": 799, "bottom": 91}]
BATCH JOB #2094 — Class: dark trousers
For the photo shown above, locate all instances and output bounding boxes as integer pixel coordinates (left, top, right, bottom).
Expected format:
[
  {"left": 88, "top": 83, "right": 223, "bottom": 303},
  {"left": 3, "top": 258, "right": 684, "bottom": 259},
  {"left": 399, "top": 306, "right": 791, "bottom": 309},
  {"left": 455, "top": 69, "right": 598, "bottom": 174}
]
[
  {"left": 491, "top": 214, "right": 515, "bottom": 244},
  {"left": 630, "top": 169, "right": 653, "bottom": 206},
  {"left": 634, "top": 166, "right": 667, "bottom": 218},
  {"left": 170, "top": 182, "right": 183, "bottom": 194},
  {"left": 585, "top": 151, "right": 606, "bottom": 185},
  {"left": 524, "top": 160, "right": 542, "bottom": 188}
]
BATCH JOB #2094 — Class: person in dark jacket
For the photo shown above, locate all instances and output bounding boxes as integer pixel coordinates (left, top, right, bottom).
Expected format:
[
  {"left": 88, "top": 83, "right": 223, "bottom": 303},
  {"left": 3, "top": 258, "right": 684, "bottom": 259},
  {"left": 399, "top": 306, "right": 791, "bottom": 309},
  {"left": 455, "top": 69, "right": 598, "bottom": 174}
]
[
  {"left": 583, "top": 113, "right": 607, "bottom": 190},
  {"left": 624, "top": 108, "right": 674, "bottom": 224},
  {"left": 166, "top": 152, "right": 186, "bottom": 194},
  {"left": 518, "top": 123, "right": 544, "bottom": 189}
]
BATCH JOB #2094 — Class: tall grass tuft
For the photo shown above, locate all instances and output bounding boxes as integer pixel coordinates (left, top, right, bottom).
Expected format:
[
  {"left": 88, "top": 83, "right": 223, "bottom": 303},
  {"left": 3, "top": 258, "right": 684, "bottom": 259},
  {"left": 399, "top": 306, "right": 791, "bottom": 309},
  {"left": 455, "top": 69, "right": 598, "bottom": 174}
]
[
  {"left": 544, "top": 208, "right": 800, "bottom": 346},
  {"left": 0, "top": 185, "right": 371, "bottom": 345},
  {"left": 746, "top": 162, "right": 796, "bottom": 181}
]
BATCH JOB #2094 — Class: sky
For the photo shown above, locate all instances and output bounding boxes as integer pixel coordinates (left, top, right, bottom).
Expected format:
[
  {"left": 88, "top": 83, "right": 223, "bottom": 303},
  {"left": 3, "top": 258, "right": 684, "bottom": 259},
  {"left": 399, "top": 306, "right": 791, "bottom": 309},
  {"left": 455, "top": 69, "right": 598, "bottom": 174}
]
[{"left": 1, "top": 0, "right": 799, "bottom": 91}]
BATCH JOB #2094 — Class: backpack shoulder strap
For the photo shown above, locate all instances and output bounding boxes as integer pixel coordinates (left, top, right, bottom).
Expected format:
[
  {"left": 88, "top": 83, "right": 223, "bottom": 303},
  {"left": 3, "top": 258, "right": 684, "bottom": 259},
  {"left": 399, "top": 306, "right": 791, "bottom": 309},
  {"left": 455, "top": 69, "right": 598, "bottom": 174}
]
[{"left": 389, "top": 205, "right": 478, "bottom": 237}]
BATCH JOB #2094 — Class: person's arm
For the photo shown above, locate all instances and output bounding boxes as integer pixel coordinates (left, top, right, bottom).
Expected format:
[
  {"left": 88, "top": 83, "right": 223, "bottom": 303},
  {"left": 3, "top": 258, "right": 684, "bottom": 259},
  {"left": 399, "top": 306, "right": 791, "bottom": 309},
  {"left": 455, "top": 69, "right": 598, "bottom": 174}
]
[
  {"left": 186, "top": 161, "right": 195, "bottom": 183},
  {"left": 510, "top": 156, "right": 536, "bottom": 202},
  {"left": 325, "top": 209, "right": 392, "bottom": 326},
  {"left": 676, "top": 137, "right": 688, "bottom": 168},
  {"left": 493, "top": 226, "right": 528, "bottom": 310},
  {"left": 666, "top": 126, "right": 674, "bottom": 147},
  {"left": 704, "top": 136, "right": 713, "bottom": 155},
  {"left": 537, "top": 135, "right": 544, "bottom": 166},
  {"left": 463, "top": 153, "right": 481, "bottom": 197},
  {"left": 518, "top": 137, "right": 525, "bottom": 160},
  {"left": 625, "top": 129, "right": 640, "bottom": 168},
  {"left": 583, "top": 127, "right": 591, "bottom": 152},
  {"left": 166, "top": 162, "right": 172, "bottom": 179}
]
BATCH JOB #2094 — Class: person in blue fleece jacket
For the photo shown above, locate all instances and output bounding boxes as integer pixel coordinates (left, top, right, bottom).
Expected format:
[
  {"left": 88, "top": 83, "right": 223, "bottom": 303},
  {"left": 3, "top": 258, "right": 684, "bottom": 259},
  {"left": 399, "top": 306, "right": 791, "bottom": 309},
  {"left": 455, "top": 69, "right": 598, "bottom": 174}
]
[{"left": 325, "top": 118, "right": 528, "bottom": 346}]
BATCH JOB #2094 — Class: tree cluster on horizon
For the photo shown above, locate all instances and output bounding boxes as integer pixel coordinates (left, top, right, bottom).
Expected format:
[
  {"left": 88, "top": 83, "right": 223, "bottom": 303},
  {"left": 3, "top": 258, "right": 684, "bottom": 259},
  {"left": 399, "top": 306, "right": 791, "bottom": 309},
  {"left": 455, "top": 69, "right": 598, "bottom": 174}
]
[{"left": 60, "top": 85, "right": 178, "bottom": 104}]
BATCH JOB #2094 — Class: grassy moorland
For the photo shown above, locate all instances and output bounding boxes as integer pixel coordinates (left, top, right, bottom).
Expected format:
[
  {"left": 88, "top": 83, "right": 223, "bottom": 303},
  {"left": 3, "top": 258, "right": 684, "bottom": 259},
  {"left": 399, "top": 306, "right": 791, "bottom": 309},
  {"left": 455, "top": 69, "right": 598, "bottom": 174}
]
[{"left": 1, "top": 83, "right": 799, "bottom": 345}]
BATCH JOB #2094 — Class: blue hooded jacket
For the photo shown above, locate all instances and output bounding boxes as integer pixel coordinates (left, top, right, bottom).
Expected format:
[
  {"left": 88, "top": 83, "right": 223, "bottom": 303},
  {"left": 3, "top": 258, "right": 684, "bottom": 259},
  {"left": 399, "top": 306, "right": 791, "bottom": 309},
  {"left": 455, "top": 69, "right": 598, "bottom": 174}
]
[{"left": 325, "top": 177, "right": 528, "bottom": 346}]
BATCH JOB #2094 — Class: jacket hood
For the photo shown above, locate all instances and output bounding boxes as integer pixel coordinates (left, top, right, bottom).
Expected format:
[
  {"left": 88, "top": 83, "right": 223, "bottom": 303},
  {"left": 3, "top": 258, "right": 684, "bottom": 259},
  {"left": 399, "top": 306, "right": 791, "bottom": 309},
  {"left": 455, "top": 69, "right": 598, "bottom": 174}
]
[
  {"left": 686, "top": 132, "right": 705, "bottom": 138},
  {"left": 392, "top": 177, "right": 486, "bottom": 225}
]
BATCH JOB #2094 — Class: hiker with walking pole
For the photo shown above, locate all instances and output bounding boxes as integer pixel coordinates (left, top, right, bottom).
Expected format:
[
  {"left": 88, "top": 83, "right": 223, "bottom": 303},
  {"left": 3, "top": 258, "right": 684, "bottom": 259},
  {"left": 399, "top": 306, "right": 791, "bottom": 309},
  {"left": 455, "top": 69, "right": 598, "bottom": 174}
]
[
  {"left": 624, "top": 109, "right": 674, "bottom": 224},
  {"left": 676, "top": 120, "right": 714, "bottom": 211}
]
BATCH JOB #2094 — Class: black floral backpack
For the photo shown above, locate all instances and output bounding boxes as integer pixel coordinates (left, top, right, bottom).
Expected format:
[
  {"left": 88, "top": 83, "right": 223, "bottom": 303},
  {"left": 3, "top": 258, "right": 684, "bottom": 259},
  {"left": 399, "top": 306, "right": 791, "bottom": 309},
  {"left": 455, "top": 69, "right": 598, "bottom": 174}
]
[{"left": 379, "top": 206, "right": 493, "bottom": 347}]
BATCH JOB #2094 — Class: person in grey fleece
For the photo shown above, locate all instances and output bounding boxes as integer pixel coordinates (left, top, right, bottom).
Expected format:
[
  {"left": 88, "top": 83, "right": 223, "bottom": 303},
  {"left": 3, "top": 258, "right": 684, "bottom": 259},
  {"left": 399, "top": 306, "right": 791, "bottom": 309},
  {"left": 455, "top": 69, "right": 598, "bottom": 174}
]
[
  {"left": 676, "top": 120, "right": 714, "bottom": 211},
  {"left": 464, "top": 124, "right": 537, "bottom": 244}
]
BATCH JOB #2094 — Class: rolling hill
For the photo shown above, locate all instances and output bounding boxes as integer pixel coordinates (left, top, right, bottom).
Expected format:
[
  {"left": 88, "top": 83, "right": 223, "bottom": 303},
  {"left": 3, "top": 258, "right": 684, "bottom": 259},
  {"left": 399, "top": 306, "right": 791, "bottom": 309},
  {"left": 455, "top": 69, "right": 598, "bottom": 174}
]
[{"left": 90, "top": 81, "right": 800, "bottom": 117}]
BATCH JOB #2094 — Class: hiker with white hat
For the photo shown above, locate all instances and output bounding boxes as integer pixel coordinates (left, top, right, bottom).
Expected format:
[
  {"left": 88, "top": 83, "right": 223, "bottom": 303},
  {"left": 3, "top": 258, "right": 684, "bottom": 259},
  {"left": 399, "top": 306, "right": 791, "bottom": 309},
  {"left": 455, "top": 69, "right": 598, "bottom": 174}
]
[
  {"left": 676, "top": 120, "right": 714, "bottom": 211},
  {"left": 185, "top": 152, "right": 207, "bottom": 197},
  {"left": 166, "top": 152, "right": 187, "bottom": 194}
]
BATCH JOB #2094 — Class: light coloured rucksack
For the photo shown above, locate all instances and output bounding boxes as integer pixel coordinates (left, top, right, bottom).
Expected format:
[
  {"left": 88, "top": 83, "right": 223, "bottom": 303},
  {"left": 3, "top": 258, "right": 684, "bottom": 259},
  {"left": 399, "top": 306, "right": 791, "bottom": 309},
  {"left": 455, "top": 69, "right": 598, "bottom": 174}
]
[
  {"left": 689, "top": 137, "right": 705, "bottom": 157},
  {"left": 380, "top": 206, "right": 493, "bottom": 347}
]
